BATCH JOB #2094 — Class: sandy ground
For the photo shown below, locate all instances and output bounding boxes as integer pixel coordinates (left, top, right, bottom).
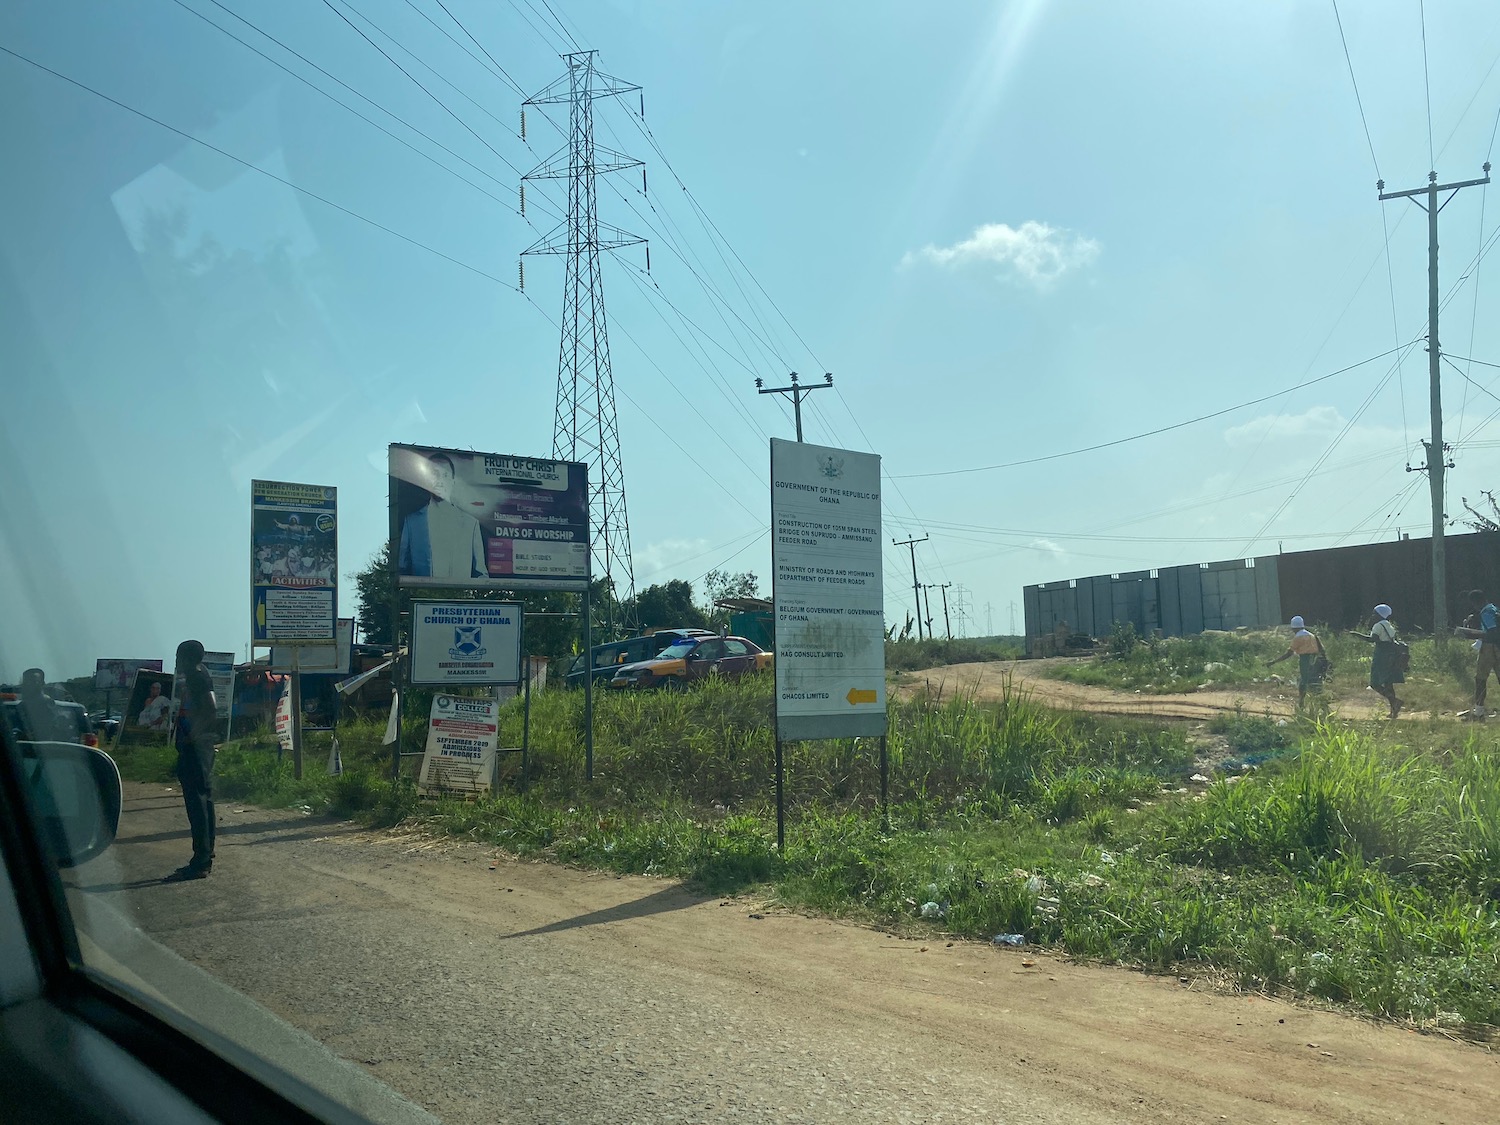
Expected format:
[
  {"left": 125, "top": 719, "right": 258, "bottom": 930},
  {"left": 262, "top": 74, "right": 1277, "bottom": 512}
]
[
  {"left": 891, "top": 657, "right": 1402, "bottom": 723},
  {"left": 58, "top": 783, "right": 1500, "bottom": 1124}
]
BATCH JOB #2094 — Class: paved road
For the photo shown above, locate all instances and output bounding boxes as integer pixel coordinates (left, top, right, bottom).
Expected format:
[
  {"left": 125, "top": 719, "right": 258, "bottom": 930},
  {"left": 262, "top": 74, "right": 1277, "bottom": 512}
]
[{"left": 64, "top": 783, "right": 1500, "bottom": 1123}]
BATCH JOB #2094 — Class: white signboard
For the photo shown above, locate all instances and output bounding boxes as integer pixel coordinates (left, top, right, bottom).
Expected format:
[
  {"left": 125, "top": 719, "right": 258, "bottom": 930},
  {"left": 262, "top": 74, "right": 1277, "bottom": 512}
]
[
  {"left": 410, "top": 601, "right": 523, "bottom": 685},
  {"left": 275, "top": 679, "right": 294, "bottom": 752},
  {"left": 418, "top": 693, "right": 501, "bottom": 796},
  {"left": 201, "top": 652, "right": 235, "bottom": 719},
  {"left": 271, "top": 619, "right": 354, "bottom": 674},
  {"left": 771, "top": 438, "right": 887, "bottom": 740}
]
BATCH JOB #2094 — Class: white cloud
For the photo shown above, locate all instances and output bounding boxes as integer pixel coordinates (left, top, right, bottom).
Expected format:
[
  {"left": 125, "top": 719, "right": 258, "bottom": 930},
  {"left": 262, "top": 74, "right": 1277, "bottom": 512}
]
[
  {"left": 1029, "top": 537, "right": 1067, "bottom": 563},
  {"left": 1222, "top": 406, "right": 1346, "bottom": 448},
  {"left": 902, "top": 221, "right": 1101, "bottom": 289}
]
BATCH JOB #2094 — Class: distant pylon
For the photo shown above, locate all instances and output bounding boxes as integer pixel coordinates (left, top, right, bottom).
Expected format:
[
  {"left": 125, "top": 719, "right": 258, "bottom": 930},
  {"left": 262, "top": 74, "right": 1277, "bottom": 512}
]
[{"left": 522, "top": 51, "right": 646, "bottom": 634}]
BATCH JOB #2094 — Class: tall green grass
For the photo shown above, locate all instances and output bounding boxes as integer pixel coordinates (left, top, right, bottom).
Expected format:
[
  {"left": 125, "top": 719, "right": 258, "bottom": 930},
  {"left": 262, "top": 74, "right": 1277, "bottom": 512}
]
[{"left": 107, "top": 677, "right": 1500, "bottom": 1030}]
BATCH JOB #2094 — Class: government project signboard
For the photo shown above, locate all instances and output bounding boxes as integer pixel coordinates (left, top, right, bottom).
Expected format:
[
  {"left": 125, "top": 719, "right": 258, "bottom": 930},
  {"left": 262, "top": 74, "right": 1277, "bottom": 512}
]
[
  {"left": 251, "top": 480, "right": 337, "bottom": 645},
  {"left": 409, "top": 601, "right": 523, "bottom": 686},
  {"left": 389, "top": 444, "right": 589, "bottom": 591},
  {"left": 770, "top": 438, "right": 887, "bottom": 741}
]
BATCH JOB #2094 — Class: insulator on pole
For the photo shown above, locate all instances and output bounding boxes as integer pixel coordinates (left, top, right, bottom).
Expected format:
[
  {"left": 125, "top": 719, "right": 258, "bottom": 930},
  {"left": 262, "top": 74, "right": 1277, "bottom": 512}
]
[
  {"left": 520, "top": 183, "right": 526, "bottom": 215},
  {"left": 518, "top": 260, "right": 525, "bottom": 291},
  {"left": 520, "top": 110, "right": 527, "bottom": 141}
]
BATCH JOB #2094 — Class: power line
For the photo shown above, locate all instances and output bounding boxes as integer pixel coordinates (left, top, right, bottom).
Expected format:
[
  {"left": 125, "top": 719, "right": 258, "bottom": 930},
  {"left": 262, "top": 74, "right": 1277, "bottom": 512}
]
[
  {"left": 889, "top": 345, "right": 1411, "bottom": 480},
  {"left": 1331, "top": 0, "right": 1381, "bottom": 177},
  {"left": 318, "top": 0, "right": 530, "bottom": 180},
  {"left": 0, "top": 42, "right": 520, "bottom": 291},
  {"left": 1420, "top": 0, "right": 1436, "bottom": 170},
  {"left": 176, "top": 0, "right": 535, "bottom": 213},
  {"left": 420, "top": 0, "right": 530, "bottom": 99}
]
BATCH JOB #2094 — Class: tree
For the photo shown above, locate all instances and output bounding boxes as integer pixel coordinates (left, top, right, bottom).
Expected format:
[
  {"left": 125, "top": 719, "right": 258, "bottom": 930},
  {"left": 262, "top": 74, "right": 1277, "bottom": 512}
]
[
  {"left": 701, "top": 569, "right": 760, "bottom": 631},
  {"left": 628, "top": 580, "right": 707, "bottom": 631}
]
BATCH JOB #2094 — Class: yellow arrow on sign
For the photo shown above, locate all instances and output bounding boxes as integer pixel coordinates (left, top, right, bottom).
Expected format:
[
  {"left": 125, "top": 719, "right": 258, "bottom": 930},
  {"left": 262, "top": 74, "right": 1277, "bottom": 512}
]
[{"left": 846, "top": 688, "right": 877, "bottom": 705}]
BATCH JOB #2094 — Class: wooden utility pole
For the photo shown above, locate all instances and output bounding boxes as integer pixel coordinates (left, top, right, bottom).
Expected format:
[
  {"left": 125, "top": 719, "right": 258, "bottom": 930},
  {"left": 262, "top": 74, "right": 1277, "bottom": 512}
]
[
  {"left": 756, "top": 372, "right": 833, "bottom": 441},
  {"left": 1379, "top": 164, "right": 1490, "bottom": 636},
  {"left": 893, "top": 535, "right": 928, "bottom": 640}
]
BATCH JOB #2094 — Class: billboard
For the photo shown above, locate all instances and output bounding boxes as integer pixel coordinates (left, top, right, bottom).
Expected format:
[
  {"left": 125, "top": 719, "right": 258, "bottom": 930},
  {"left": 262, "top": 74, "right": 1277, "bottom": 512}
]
[
  {"left": 95, "top": 658, "right": 163, "bottom": 693},
  {"left": 118, "top": 669, "right": 175, "bottom": 743},
  {"left": 271, "top": 618, "right": 354, "bottom": 674},
  {"left": 770, "top": 438, "right": 887, "bottom": 741},
  {"left": 418, "top": 693, "right": 501, "bottom": 796},
  {"left": 201, "top": 652, "right": 235, "bottom": 719},
  {"left": 252, "top": 480, "right": 337, "bottom": 645},
  {"left": 410, "top": 601, "right": 523, "bottom": 685},
  {"left": 389, "top": 444, "right": 589, "bottom": 591}
]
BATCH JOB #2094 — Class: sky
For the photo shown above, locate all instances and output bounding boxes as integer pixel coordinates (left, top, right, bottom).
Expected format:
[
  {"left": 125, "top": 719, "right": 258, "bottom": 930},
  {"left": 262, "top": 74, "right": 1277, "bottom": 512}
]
[{"left": 5, "top": 0, "right": 1500, "bottom": 680}]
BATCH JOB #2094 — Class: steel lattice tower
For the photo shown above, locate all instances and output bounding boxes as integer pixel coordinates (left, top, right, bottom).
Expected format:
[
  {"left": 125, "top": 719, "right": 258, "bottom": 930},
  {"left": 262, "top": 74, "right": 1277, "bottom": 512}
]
[{"left": 521, "top": 52, "right": 645, "bottom": 633}]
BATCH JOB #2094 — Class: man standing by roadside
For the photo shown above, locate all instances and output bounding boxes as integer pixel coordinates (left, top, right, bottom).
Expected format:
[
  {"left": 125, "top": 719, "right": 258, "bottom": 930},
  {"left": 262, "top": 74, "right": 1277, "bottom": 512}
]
[
  {"left": 16, "top": 668, "right": 63, "bottom": 742},
  {"left": 1457, "top": 589, "right": 1500, "bottom": 720},
  {"left": 165, "top": 639, "right": 218, "bottom": 882}
]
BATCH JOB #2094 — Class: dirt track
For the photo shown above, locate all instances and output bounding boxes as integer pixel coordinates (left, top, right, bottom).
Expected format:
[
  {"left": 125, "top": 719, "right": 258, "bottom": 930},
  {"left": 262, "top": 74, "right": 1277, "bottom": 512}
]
[
  {"left": 62, "top": 784, "right": 1500, "bottom": 1123},
  {"left": 892, "top": 658, "right": 1396, "bottom": 722}
]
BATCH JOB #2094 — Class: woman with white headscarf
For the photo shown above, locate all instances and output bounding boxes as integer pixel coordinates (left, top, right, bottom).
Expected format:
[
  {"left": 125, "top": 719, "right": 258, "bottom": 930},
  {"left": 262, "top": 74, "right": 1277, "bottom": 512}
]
[
  {"left": 1268, "top": 615, "right": 1326, "bottom": 709},
  {"left": 1352, "top": 603, "right": 1404, "bottom": 719}
]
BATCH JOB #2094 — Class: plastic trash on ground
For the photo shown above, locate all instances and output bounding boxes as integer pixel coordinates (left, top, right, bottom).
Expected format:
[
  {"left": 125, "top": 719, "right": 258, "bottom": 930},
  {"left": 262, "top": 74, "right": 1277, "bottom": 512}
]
[
  {"left": 920, "top": 901, "right": 944, "bottom": 919},
  {"left": 992, "top": 933, "right": 1027, "bottom": 946}
]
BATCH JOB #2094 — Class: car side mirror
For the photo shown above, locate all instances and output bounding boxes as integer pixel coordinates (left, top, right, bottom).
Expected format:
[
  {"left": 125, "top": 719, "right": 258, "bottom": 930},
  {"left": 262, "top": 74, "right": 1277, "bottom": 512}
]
[{"left": 20, "top": 741, "right": 122, "bottom": 868}]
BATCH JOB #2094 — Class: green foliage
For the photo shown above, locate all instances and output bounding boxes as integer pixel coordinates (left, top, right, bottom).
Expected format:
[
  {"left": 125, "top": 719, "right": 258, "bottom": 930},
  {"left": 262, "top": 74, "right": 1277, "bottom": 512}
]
[
  {"left": 1107, "top": 621, "right": 1138, "bottom": 659},
  {"left": 1049, "top": 630, "right": 1285, "bottom": 694},
  {"left": 107, "top": 676, "right": 1500, "bottom": 1030},
  {"left": 1206, "top": 710, "right": 1294, "bottom": 762},
  {"left": 627, "top": 579, "right": 707, "bottom": 631},
  {"left": 885, "top": 636, "right": 1023, "bottom": 671}
]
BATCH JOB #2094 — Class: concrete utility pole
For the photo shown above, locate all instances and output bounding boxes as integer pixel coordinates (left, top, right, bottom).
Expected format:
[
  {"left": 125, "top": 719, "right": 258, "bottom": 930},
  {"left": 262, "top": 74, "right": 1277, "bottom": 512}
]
[
  {"left": 920, "top": 583, "right": 937, "bottom": 641},
  {"left": 1380, "top": 164, "right": 1490, "bottom": 636},
  {"left": 756, "top": 372, "right": 833, "bottom": 441},
  {"left": 893, "top": 535, "right": 928, "bottom": 640},
  {"left": 939, "top": 583, "right": 953, "bottom": 640}
]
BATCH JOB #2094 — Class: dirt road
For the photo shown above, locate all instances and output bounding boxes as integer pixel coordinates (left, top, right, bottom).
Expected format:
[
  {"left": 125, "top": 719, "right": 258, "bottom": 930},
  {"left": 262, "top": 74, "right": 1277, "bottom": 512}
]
[
  {"left": 66, "top": 784, "right": 1497, "bottom": 1123},
  {"left": 893, "top": 658, "right": 1395, "bottom": 722}
]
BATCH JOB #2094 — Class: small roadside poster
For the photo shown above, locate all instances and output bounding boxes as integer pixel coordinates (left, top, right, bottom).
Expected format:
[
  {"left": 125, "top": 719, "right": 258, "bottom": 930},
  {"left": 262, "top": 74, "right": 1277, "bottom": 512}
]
[
  {"left": 418, "top": 693, "right": 501, "bottom": 796},
  {"left": 118, "top": 669, "right": 175, "bottom": 745},
  {"left": 410, "top": 601, "right": 523, "bottom": 685},
  {"left": 251, "top": 480, "right": 337, "bottom": 645}
]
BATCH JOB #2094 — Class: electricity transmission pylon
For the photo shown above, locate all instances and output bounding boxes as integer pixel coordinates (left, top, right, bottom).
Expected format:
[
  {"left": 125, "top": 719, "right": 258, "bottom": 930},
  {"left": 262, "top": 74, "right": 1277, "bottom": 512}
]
[{"left": 521, "top": 51, "right": 646, "bottom": 634}]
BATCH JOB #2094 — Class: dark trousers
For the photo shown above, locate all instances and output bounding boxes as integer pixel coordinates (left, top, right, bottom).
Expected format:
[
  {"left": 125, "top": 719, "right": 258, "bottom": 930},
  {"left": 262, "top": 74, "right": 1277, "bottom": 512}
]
[{"left": 176, "top": 744, "right": 216, "bottom": 870}]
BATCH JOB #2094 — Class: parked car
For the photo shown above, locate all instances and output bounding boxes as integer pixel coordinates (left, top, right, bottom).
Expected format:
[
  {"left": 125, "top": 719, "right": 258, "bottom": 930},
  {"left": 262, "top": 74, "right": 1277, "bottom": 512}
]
[
  {"left": 608, "top": 635, "right": 773, "bottom": 690},
  {"left": 562, "top": 628, "right": 715, "bottom": 688},
  {"left": 1, "top": 696, "right": 99, "bottom": 747}
]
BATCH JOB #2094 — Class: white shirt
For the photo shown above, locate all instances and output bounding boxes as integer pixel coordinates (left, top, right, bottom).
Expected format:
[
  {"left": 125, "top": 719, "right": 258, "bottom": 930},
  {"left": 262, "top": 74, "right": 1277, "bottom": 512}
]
[{"left": 1372, "top": 619, "right": 1397, "bottom": 643}]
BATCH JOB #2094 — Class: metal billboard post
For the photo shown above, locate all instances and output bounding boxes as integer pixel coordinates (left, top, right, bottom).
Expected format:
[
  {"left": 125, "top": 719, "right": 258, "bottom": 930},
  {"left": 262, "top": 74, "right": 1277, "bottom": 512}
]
[
  {"left": 775, "top": 737, "right": 785, "bottom": 852},
  {"left": 879, "top": 734, "right": 889, "bottom": 832},
  {"left": 583, "top": 576, "right": 594, "bottom": 784},
  {"left": 521, "top": 650, "right": 532, "bottom": 792},
  {"left": 289, "top": 646, "right": 303, "bottom": 780}
]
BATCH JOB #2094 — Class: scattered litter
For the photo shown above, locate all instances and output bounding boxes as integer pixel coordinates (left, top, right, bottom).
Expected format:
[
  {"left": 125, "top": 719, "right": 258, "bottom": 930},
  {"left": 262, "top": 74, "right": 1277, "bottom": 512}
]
[
  {"left": 506, "top": 888, "right": 513, "bottom": 893},
  {"left": 488, "top": 861, "right": 498, "bottom": 870},
  {"left": 1020, "top": 959, "right": 1036, "bottom": 968},
  {"left": 1320, "top": 1051, "right": 1334, "bottom": 1058},
  {"left": 1190, "top": 773, "right": 1209, "bottom": 783},
  {"left": 992, "top": 933, "right": 1027, "bottom": 947},
  {"left": 1098, "top": 851, "right": 1117, "bottom": 866},
  {"left": 1025, "top": 874, "right": 1045, "bottom": 893},
  {"left": 748, "top": 913, "right": 765, "bottom": 920},
  {"left": 919, "top": 901, "right": 944, "bottom": 919},
  {"left": 925, "top": 882, "right": 940, "bottom": 899},
  {"left": 1309, "top": 951, "right": 1332, "bottom": 966},
  {"left": 1306, "top": 1043, "right": 1320, "bottom": 1049},
  {"left": 1083, "top": 874, "right": 1106, "bottom": 888},
  {"left": 233, "top": 809, "right": 248, "bottom": 814},
  {"left": 946, "top": 941, "right": 954, "bottom": 948},
  {"left": 1276, "top": 719, "right": 1288, "bottom": 727},
  {"left": 919, "top": 946, "right": 929, "bottom": 953}
]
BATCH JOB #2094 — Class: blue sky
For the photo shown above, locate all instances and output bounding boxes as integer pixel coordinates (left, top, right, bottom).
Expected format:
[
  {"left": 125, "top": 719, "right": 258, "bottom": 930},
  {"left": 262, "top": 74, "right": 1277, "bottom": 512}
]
[{"left": 5, "top": 0, "right": 1500, "bottom": 679}]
